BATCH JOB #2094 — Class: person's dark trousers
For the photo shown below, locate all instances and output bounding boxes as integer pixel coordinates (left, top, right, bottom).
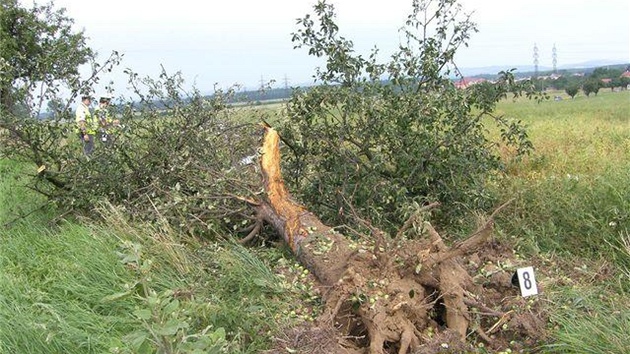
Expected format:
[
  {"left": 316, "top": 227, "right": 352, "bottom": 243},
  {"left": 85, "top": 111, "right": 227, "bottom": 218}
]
[{"left": 79, "top": 133, "right": 95, "bottom": 156}]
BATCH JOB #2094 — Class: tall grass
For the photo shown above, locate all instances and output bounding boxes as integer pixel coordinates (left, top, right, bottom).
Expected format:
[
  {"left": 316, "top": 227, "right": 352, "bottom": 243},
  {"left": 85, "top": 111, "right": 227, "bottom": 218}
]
[
  {"left": 544, "top": 287, "right": 630, "bottom": 354},
  {"left": 0, "top": 160, "right": 137, "bottom": 352},
  {"left": 0, "top": 160, "right": 299, "bottom": 353},
  {"left": 0, "top": 223, "right": 137, "bottom": 352}
]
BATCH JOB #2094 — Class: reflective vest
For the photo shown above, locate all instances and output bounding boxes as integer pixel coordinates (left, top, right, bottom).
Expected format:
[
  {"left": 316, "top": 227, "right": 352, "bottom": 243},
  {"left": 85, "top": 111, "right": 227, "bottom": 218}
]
[
  {"left": 95, "top": 106, "right": 111, "bottom": 125},
  {"left": 75, "top": 103, "right": 97, "bottom": 134},
  {"left": 95, "top": 106, "right": 119, "bottom": 135}
]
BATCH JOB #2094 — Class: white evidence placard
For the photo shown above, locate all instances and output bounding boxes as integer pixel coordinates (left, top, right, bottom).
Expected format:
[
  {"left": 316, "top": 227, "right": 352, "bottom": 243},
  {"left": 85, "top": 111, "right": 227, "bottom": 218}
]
[{"left": 516, "top": 266, "right": 538, "bottom": 297}]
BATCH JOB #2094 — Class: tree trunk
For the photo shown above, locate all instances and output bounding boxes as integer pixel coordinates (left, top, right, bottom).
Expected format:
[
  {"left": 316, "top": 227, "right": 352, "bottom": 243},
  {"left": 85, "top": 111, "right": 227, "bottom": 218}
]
[{"left": 253, "top": 126, "right": 511, "bottom": 353}]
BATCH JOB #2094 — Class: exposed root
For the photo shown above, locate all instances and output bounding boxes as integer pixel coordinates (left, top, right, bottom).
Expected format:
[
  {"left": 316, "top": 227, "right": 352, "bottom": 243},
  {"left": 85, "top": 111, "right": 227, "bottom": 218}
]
[
  {"left": 439, "top": 258, "right": 469, "bottom": 339},
  {"left": 473, "top": 326, "right": 493, "bottom": 344},
  {"left": 320, "top": 290, "right": 348, "bottom": 326},
  {"left": 238, "top": 218, "right": 263, "bottom": 244},
  {"left": 487, "top": 310, "right": 514, "bottom": 334},
  {"left": 395, "top": 202, "right": 441, "bottom": 239},
  {"left": 463, "top": 296, "right": 504, "bottom": 317}
]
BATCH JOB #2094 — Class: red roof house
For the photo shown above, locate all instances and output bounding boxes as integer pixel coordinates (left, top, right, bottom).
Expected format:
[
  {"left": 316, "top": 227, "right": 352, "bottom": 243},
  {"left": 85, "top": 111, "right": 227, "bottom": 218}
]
[{"left": 454, "top": 77, "right": 486, "bottom": 89}]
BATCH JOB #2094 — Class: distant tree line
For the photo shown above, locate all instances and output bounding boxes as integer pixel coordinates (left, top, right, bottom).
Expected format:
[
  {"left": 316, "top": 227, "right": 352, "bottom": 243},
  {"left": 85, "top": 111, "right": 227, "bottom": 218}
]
[
  {"left": 230, "top": 64, "right": 630, "bottom": 104},
  {"left": 532, "top": 65, "right": 630, "bottom": 98},
  {"left": 230, "top": 87, "right": 293, "bottom": 104}
]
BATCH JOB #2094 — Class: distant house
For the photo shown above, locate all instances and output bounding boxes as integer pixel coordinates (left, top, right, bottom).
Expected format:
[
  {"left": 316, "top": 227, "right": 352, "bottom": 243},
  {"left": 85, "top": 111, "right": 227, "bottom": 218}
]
[
  {"left": 622, "top": 71, "right": 630, "bottom": 90},
  {"left": 601, "top": 78, "right": 612, "bottom": 84},
  {"left": 549, "top": 73, "right": 562, "bottom": 80},
  {"left": 454, "top": 77, "right": 486, "bottom": 89}
]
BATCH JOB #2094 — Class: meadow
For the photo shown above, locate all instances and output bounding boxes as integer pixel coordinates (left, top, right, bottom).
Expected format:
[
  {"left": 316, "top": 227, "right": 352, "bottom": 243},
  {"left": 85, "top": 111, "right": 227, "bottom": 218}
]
[
  {"left": 492, "top": 90, "right": 630, "bottom": 353},
  {"left": 494, "top": 90, "right": 629, "bottom": 263},
  {"left": 0, "top": 89, "right": 628, "bottom": 353}
]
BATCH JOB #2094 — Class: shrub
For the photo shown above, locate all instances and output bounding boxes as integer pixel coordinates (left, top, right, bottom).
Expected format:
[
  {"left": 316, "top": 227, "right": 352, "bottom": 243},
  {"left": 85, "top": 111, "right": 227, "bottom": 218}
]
[
  {"left": 582, "top": 79, "right": 601, "bottom": 97},
  {"left": 565, "top": 85, "right": 579, "bottom": 99}
]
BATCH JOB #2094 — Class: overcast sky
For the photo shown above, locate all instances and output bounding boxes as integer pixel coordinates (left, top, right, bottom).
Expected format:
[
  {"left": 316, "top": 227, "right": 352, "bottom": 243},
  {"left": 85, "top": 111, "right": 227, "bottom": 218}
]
[{"left": 40, "top": 0, "right": 630, "bottom": 94}]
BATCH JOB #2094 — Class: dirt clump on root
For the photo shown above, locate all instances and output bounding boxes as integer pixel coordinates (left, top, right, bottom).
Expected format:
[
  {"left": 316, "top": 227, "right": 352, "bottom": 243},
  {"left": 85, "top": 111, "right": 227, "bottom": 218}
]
[{"left": 269, "top": 239, "right": 550, "bottom": 354}]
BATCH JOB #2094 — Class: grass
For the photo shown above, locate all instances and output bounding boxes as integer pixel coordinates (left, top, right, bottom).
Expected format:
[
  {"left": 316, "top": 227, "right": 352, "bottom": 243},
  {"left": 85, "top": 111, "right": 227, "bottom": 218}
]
[
  {"left": 0, "top": 160, "right": 136, "bottom": 352},
  {"left": 544, "top": 287, "right": 630, "bottom": 354},
  {"left": 0, "top": 160, "right": 305, "bottom": 353},
  {"left": 492, "top": 90, "right": 630, "bottom": 266},
  {"left": 0, "top": 223, "right": 137, "bottom": 352}
]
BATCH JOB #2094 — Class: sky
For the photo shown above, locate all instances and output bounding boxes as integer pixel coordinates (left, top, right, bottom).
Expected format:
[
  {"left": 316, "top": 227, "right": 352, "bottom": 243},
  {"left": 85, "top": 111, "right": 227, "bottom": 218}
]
[{"left": 32, "top": 0, "right": 630, "bottom": 95}]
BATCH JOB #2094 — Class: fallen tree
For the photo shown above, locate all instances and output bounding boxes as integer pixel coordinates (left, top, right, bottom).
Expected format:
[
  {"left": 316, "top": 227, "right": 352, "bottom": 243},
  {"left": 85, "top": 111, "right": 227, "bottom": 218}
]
[
  {"left": 0, "top": 1, "right": 548, "bottom": 349},
  {"left": 247, "top": 126, "right": 528, "bottom": 353}
]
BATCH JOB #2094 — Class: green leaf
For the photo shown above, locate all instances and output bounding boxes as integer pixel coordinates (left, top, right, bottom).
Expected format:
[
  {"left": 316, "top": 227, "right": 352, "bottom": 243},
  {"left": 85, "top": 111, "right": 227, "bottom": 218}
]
[
  {"left": 162, "top": 299, "right": 180, "bottom": 315},
  {"left": 209, "top": 327, "right": 226, "bottom": 342},
  {"left": 101, "top": 291, "right": 131, "bottom": 302},
  {"left": 123, "top": 331, "right": 148, "bottom": 350},
  {"left": 154, "top": 319, "right": 187, "bottom": 336},
  {"left": 136, "top": 340, "right": 154, "bottom": 354},
  {"left": 133, "top": 309, "right": 152, "bottom": 320}
]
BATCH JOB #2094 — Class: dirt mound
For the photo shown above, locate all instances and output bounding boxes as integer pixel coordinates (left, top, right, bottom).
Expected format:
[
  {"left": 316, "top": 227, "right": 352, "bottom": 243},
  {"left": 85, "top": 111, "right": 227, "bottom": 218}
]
[{"left": 269, "top": 239, "right": 551, "bottom": 353}]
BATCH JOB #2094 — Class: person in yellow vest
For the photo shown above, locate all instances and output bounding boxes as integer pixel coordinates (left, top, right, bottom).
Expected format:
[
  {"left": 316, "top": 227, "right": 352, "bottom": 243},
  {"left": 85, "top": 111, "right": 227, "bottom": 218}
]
[
  {"left": 75, "top": 94, "right": 96, "bottom": 155},
  {"left": 94, "top": 95, "right": 117, "bottom": 145}
]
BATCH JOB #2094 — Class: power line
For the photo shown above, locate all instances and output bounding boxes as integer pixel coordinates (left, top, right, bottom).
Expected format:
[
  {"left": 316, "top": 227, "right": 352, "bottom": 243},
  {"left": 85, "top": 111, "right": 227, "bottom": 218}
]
[
  {"left": 533, "top": 43, "right": 539, "bottom": 78},
  {"left": 552, "top": 44, "right": 558, "bottom": 73},
  {"left": 283, "top": 74, "right": 290, "bottom": 91}
]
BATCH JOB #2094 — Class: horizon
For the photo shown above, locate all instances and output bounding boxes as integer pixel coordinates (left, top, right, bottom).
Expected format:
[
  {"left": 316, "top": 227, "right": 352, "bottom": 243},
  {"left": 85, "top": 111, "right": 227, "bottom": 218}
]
[{"left": 46, "top": 61, "right": 624, "bottom": 114}]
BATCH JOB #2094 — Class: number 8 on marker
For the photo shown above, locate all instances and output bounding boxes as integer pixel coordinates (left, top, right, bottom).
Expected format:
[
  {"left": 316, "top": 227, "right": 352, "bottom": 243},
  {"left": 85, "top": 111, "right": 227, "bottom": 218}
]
[{"left": 522, "top": 271, "right": 532, "bottom": 289}]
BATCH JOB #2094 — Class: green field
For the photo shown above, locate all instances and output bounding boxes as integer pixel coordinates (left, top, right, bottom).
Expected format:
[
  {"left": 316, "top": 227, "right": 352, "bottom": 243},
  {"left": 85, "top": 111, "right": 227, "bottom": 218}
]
[
  {"left": 492, "top": 90, "right": 630, "bottom": 353},
  {"left": 1, "top": 90, "right": 628, "bottom": 353},
  {"left": 493, "top": 90, "right": 629, "bottom": 260}
]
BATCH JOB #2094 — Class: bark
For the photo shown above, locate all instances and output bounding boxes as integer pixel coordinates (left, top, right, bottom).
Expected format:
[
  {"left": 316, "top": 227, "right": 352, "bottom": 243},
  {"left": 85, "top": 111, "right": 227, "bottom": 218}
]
[
  {"left": 255, "top": 126, "right": 354, "bottom": 285},
  {"left": 253, "top": 126, "right": 509, "bottom": 353}
]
